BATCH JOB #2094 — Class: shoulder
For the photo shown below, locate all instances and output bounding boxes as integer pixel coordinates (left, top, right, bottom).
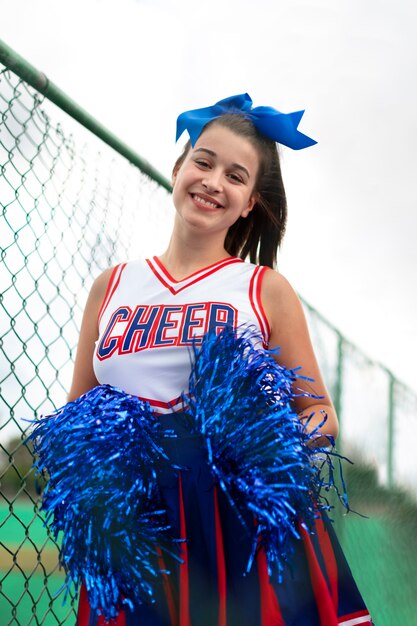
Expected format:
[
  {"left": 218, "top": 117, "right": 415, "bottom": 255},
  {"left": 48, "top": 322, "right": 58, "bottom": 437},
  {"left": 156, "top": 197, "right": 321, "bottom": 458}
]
[
  {"left": 86, "top": 263, "right": 129, "bottom": 312},
  {"left": 260, "top": 268, "right": 305, "bottom": 334},
  {"left": 92, "top": 260, "right": 139, "bottom": 292},
  {"left": 261, "top": 267, "right": 301, "bottom": 308},
  {"left": 89, "top": 266, "right": 116, "bottom": 300}
]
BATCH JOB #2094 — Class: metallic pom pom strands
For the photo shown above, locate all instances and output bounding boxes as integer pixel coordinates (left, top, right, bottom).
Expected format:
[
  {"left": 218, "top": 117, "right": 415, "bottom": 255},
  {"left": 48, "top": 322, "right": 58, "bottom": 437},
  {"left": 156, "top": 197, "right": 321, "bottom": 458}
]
[
  {"left": 186, "top": 327, "right": 348, "bottom": 578},
  {"left": 29, "top": 330, "right": 350, "bottom": 620},
  {"left": 29, "top": 385, "right": 176, "bottom": 622}
]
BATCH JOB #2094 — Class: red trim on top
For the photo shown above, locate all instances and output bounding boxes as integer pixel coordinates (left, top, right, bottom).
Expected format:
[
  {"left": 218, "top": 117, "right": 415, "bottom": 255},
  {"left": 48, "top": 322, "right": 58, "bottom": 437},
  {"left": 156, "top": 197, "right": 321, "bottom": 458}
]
[
  {"left": 146, "top": 258, "right": 176, "bottom": 294},
  {"left": 214, "top": 486, "right": 227, "bottom": 626},
  {"left": 147, "top": 256, "right": 244, "bottom": 295},
  {"left": 141, "top": 394, "right": 184, "bottom": 411},
  {"left": 153, "top": 255, "right": 243, "bottom": 283},
  {"left": 249, "top": 266, "right": 271, "bottom": 344},
  {"left": 255, "top": 266, "right": 271, "bottom": 339},
  {"left": 256, "top": 547, "right": 285, "bottom": 626},
  {"left": 178, "top": 474, "right": 191, "bottom": 626},
  {"left": 97, "top": 263, "right": 127, "bottom": 325},
  {"left": 299, "top": 524, "right": 339, "bottom": 626},
  {"left": 314, "top": 515, "right": 339, "bottom": 611}
]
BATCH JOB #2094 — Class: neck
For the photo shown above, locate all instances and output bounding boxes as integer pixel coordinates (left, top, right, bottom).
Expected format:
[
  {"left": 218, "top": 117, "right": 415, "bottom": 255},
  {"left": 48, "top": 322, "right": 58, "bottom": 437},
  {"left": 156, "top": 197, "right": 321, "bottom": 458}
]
[{"left": 159, "top": 223, "right": 232, "bottom": 279}]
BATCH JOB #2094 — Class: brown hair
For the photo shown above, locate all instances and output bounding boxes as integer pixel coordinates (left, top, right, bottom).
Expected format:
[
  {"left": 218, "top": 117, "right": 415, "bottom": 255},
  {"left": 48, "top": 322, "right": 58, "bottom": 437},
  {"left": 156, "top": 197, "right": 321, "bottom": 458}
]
[{"left": 173, "top": 114, "right": 287, "bottom": 269}]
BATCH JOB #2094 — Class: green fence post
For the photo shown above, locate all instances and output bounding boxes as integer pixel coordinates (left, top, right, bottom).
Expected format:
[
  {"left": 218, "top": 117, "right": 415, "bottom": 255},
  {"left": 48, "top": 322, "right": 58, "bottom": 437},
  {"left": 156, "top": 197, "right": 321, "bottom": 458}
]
[
  {"left": 387, "top": 371, "right": 395, "bottom": 489},
  {"left": 334, "top": 332, "right": 344, "bottom": 451}
]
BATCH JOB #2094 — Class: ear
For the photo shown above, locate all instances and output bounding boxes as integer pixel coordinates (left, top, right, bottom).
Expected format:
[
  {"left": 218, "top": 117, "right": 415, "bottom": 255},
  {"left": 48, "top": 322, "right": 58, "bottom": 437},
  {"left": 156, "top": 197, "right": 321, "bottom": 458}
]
[
  {"left": 241, "top": 192, "right": 258, "bottom": 218},
  {"left": 171, "top": 167, "right": 178, "bottom": 187}
]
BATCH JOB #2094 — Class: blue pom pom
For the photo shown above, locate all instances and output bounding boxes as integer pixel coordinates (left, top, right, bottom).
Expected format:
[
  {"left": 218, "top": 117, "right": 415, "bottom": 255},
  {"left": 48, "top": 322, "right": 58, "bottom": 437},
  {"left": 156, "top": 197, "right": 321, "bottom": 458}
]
[
  {"left": 29, "top": 329, "right": 351, "bottom": 615},
  {"left": 29, "top": 384, "right": 175, "bottom": 621},
  {"left": 186, "top": 327, "right": 347, "bottom": 578}
]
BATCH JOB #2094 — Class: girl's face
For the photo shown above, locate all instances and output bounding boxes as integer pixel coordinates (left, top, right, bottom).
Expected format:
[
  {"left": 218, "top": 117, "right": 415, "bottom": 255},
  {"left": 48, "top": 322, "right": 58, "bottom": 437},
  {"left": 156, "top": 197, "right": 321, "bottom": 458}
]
[{"left": 172, "top": 124, "right": 259, "bottom": 240}]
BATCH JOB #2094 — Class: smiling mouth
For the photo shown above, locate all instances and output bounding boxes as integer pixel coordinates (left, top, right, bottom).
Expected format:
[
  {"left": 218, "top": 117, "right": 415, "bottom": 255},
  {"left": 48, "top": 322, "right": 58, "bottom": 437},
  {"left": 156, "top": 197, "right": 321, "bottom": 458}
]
[{"left": 191, "top": 194, "right": 223, "bottom": 209}]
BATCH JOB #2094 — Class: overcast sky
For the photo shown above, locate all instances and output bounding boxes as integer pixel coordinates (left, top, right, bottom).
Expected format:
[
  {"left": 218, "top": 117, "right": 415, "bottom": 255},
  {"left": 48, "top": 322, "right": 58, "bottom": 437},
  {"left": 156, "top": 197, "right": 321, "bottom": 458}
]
[{"left": 2, "top": 0, "right": 417, "bottom": 393}]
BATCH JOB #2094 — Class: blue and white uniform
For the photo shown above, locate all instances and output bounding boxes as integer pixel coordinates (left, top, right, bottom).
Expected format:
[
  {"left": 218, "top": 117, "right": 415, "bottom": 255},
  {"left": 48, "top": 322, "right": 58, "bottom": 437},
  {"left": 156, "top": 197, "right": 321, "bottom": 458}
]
[
  {"left": 78, "top": 256, "right": 373, "bottom": 626},
  {"left": 94, "top": 256, "right": 270, "bottom": 413}
]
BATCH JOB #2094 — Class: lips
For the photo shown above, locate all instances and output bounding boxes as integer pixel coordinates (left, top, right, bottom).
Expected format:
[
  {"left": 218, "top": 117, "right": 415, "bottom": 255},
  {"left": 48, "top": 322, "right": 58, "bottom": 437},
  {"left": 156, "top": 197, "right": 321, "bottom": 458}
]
[{"left": 191, "top": 193, "right": 224, "bottom": 209}]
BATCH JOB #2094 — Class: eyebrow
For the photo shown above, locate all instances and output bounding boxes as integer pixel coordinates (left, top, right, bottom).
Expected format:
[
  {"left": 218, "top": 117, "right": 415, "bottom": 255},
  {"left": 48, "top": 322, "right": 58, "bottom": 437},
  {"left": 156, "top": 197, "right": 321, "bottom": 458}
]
[{"left": 194, "top": 148, "right": 250, "bottom": 178}]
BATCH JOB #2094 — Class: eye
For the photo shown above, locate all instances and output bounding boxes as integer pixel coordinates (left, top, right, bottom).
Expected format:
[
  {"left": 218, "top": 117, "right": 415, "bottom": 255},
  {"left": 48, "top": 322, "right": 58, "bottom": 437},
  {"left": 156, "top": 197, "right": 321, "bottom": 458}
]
[
  {"left": 194, "top": 158, "right": 210, "bottom": 169},
  {"left": 227, "top": 172, "right": 244, "bottom": 184}
]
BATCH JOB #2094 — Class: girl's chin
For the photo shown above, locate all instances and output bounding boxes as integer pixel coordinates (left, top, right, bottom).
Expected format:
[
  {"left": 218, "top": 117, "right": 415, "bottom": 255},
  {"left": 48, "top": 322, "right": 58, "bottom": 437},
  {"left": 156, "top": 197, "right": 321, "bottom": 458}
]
[{"left": 177, "top": 214, "right": 229, "bottom": 238}]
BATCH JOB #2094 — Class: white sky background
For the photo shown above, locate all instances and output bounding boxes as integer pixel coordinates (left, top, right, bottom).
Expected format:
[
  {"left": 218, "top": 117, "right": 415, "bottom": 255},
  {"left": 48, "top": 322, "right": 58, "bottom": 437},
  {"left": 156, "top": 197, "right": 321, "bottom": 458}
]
[{"left": 2, "top": 0, "right": 417, "bottom": 392}]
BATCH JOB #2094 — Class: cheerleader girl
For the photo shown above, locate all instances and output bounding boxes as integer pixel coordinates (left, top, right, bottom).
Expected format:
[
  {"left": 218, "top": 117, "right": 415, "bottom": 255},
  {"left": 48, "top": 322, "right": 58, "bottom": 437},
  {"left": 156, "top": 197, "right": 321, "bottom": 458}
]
[{"left": 49, "top": 94, "right": 373, "bottom": 625}]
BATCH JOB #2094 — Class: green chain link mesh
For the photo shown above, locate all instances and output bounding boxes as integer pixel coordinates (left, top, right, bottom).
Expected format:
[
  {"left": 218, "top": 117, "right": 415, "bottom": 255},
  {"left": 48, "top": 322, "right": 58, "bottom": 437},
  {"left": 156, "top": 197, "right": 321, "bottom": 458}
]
[
  {"left": 1, "top": 60, "right": 417, "bottom": 625},
  {"left": 0, "top": 64, "right": 172, "bottom": 625}
]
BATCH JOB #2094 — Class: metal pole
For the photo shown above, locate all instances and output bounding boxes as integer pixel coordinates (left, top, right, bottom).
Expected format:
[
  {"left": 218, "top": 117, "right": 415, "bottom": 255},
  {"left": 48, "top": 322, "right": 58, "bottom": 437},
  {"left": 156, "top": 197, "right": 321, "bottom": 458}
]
[
  {"left": 334, "top": 331, "right": 344, "bottom": 450},
  {"left": 0, "top": 38, "right": 172, "bottom": 192},
  {"left": 387, "top": 372, "right": 395, "bottom": 488}
]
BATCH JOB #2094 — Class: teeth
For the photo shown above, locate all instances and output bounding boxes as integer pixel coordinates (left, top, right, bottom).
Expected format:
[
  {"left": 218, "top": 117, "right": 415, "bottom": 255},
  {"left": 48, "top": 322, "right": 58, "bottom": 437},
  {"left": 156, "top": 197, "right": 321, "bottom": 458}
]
[{"left": 193, "top": 194, "right": 219, "bottom": 208}]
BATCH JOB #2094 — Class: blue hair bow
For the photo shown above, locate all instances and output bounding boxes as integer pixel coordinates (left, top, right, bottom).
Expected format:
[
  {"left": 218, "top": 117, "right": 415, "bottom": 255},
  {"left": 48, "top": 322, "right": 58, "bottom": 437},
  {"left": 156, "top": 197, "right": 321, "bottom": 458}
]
[{"left": 176, "top": 93, "right": 317, "bottom": 150}]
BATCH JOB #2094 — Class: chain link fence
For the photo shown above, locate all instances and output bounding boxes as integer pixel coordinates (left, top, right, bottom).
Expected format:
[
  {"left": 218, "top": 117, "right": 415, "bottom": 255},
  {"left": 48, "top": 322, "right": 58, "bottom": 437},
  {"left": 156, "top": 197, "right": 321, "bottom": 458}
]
[
  {"left": 1, "top": 42, "right": 416, "bottom": 625},
  {"left": 303, "top": 302, "right": 417, "bottom": 494},
  {"left": 0, "top": 52, "right": 173, "bottom": 625}
]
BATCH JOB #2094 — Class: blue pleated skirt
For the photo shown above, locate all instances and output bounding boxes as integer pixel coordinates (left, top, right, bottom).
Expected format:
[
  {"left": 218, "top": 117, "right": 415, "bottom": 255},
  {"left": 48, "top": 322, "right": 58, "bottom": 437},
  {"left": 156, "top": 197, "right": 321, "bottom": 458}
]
[{"left": 76, "top": 413, "right": 373, "bottom": 626}]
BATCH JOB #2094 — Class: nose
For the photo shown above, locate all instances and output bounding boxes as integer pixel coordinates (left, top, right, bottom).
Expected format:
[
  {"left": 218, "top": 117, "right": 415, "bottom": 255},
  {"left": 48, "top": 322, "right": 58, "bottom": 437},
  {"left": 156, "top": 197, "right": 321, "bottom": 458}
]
[{"left": 202, "top": 168, "right": 223, "bottom": 193}]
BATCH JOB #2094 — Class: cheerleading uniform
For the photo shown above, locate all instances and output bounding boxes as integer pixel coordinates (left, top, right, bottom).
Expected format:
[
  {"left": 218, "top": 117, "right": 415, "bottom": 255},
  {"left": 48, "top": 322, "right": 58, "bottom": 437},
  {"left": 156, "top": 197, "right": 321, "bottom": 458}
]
[
  {"left": 77, "top": 256, "right": 373, "bottom": 626},
  {"left": 93, "top": 256, "right": 269, "bottom": 414}
]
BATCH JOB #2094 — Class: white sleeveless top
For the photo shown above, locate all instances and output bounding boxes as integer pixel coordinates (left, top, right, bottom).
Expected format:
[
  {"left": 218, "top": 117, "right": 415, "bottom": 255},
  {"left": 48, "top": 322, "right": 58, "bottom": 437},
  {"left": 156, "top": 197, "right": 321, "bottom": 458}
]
[{"left": 93, "top": 256, "right": 270, "bottom": 414}]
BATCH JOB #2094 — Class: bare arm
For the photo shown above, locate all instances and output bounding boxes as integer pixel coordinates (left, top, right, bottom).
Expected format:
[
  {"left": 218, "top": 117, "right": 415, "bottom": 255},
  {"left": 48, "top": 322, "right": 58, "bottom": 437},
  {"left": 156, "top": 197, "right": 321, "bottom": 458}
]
[
  {"left": 67, "top": 268, "right": 114, "bottom": 402},
  {"left": 261, "top": 269, "right": 339, "bottom": 441}
]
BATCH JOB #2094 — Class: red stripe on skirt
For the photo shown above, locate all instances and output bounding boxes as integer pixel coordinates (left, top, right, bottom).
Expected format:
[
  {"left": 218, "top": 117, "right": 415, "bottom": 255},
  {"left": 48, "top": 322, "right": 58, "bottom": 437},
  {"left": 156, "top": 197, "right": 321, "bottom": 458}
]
[
  {"left": 77, "top": 585, "right": 90, "bottom": 626},
  {"left": 339, "top": 609, "right": 373, "bottom": 624},
  {"left": 157, "top": 546, "right": 179, "bottom": 626},
  {"left": 256, "top": 547, "right": 285, "bottom": 626},
  {"left": 178, "top": 473, "right": 191, "bottom": 626},
  {"left": 214, "top": 486, "right": 227, "bottom": 626},
  {"left": 97, "top": 611, "right": 125, "bottom": 626},
  {"left": 77, "top": 583, "right": 127, "bottom": 626},
  {"left": 314, "top": 515, "right": 339, "bottom": 610},
  {"left": 299, "top": 524, "right": 338, "bottom": 626}
]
